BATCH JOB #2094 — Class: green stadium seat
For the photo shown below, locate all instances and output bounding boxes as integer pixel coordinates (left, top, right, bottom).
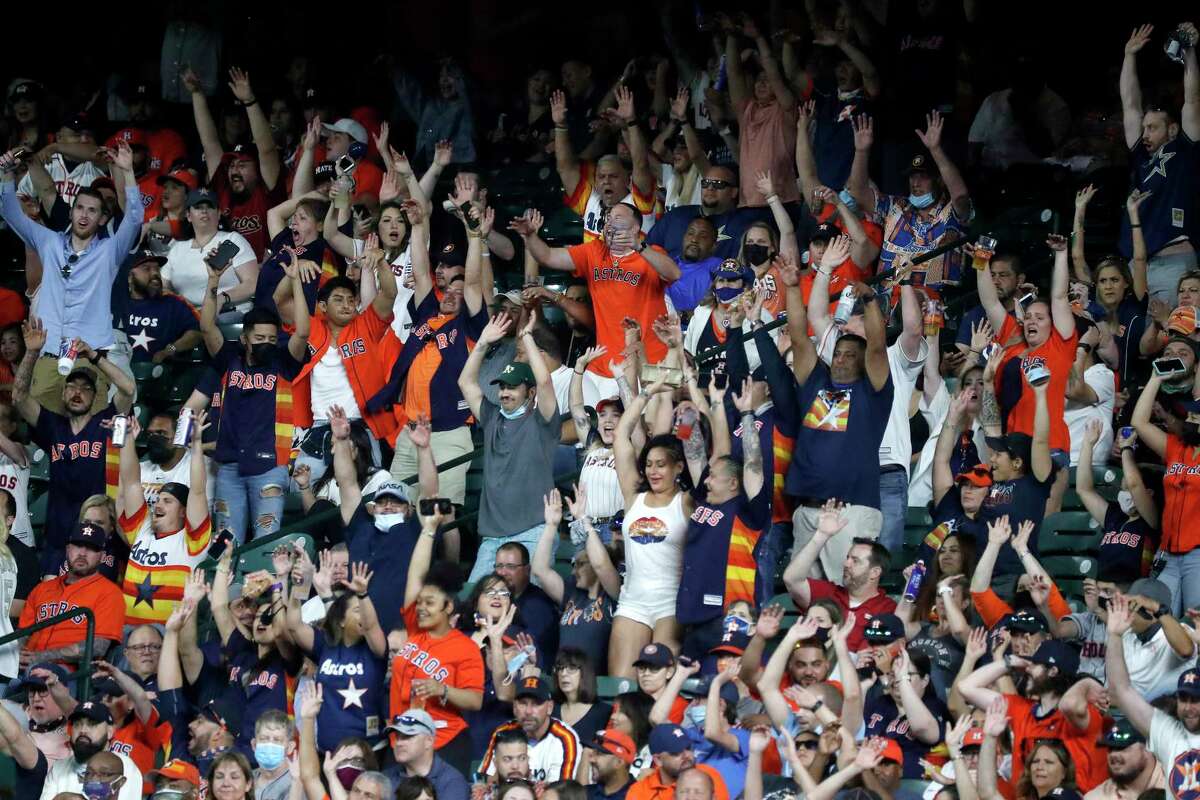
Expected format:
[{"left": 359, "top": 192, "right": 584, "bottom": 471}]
[
  {"left": 766, "top": 593, "right": 798, "bottom": 612},
  {"left": 905, "top": 507, "right": 933, "bottom": 527},
  {"left": 597, "top": 675, "right": 636, "bottom": 699},
  {"left": 1068, "top": 465, "right": 1122, "bottom": 488},
  {"left": 234, "top": 533, "right": 315, "bottom": 577},
  {"left": 27, "top": 448, "right": 48, "bottom": 485},
  {"left": 1039, "top": 512, "right": 1101, "bottom": 554},
  {"left": 1042, "top": 555, "right": 1097, "bottom": 582}
]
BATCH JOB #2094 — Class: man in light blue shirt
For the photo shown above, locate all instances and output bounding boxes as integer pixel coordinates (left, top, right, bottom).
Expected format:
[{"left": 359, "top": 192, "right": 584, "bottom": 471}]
[{"left": 0, "top": 142, "right": 142, "bottom": 413}]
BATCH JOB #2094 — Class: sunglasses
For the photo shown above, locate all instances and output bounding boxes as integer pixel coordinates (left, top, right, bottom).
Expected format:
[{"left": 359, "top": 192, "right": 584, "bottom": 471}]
[
  {"left": 61, "top": 253, "right": 80, "bottom": 280},
  {"left": 701, "top": 179, "right": 734, "bottom": 189},
  {"left": 794, "top": 739, "right": 820, "bottom": 750}
]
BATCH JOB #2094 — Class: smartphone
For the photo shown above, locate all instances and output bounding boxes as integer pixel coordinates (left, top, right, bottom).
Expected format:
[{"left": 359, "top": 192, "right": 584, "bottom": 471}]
[
  {"left": 713, "top": 371, "right": 729, "bottom": 390},
  {"left": 1017, "top": 292, "right": 1036, "bottom": 311},
  {"left": 461, "top": 202, "right": 480, "bottom": 231},
  {"left": 205, "top": 239, "right": 241, "bottom": 272},
  {"left": 640, "top": 364, "right": 683, "bottom": 387},
  {"left": 437, "top": 498, "right": 452, "bottom": 514},
  {"left": 1153, "top": 357, "right": 1188, "bottom": 379},
  {"left": 208, "top": 529, "right": 235, "bottom": 561},
  {"left": 420, "top": 498, "right": 435, "bottom": 516},
  {"left": 336, "top": 155, "right": 357, "bottom": 174}
]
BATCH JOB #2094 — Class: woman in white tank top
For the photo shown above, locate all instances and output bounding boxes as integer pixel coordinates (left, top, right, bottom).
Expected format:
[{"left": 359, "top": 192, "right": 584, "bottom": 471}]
[
  {"left": 569, "top": 347, "right": 629, "bottom": 529},
  {"left": 607, "top": 383, "right": 692, "bottom": 678}
]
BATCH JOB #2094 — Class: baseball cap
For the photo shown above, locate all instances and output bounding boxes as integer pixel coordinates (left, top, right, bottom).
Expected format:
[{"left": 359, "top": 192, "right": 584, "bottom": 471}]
[
  {"left": 436, "top": 242, "right": 466, "bottom": 268},
  {"left": 497, "top": 289, "right": 524, "bottom": 307},
  {"left": 199, "top": 697, "right": 242, "bottom": 732},
  {"left": 1008, "top": 609, "right": 1049, "bottom": 634},
  {"left": 984, "top": 433, "right": 1033, "bottom": 467},
  {"left": 67, "top": 521, "right": 107, "bottom": 550},
  {"left": 323, "top": 118, "right": 369, "bottom": 145},
  {"left": 490, "top": 361, "right": 535, "bottom": 388},
  {"left": 1029, "top": 640, "right": 1080, "bottom": 675},
  {"left": 714, "top": 258, "right": 753, "bottom": 284},
  {"left": 58, "top": 112, "right": 93, "bottom": 134},
  {"left": 314, "top": 161, "right": 336, "bottom": 185},
  {"left": 878, "top": 738, "right": 903, "bottom": 764},
  {"left": 514, "top": 675, "right": 553, "bottom": 702},
  {"left": 156, "top": 166, "right": 198, "bottom": 192},
  {"left": 1046, "top": 788, "right": 1082, "bottom": 800},
  {"left": 229, "top": 143, "right": 257, "bottom": 163},
  {"left": 111, "top": 127, "right": 149, "bottom": 149},
  {"left": 633, "top": 642, "right": 675, "bottom": 669},
  {"left": 8, "top": 80, "right": 43, "bottom": 103},
  {"left": 596, "top": 397, "right": 624, "bottom": 415},
  {"left": 159, "top": 482, "right": 190, "bottom": 506},
  {"left": 374, "top": 481, "right": 411, "bottom": 505},
  {"left": 679, "top": 675, "right": 739, "bottom": 708},
  {"left": 1169, "top": 306, "right": 1200, "bottom": 335},
  {"left": 1098, "top": 718, "right": 1145, "bottom": 749},
  {"left": 1128, "top": 578, "right": 1173, "bottom": 611},
  {"left": 862, "top": 614, "right": 906, "bottom": 645},
  {"left": 148, "top": 759, "right": 201, "bottom": 788},
  {"left": 69, "top": 700, "right": 112, "bottom": 725},
  {"left": 91, "top": 678, "right": 125, "bottom": 698},
  {"left": 1179, "top": 669, "right": 1200, "bottom": 697},
  {"left": 711, "top": 629, "right": 751, "bottom": 657},
  {"left": 130, "top": 248, "right": 168, "bottom": 268},
  {"left": 962, "top": 727, "right": 985, "bottom": 748},
  {"left": 13, "top": 662, "right": 69, "bottom": 694},
  {"left": 955, "top": 463, "right": 993, "bottom": 488},
  {"left": 903, "top": 154, "right": 933, "bottom": 175},
  {"left": 649, "top": 723, "right": 692, "bottom": 755},
  {"left": 810, "top": 223, "right": 838, "bottom": 243},
  {"left": 65, "top": 367, "right": 98, "bottom": 391},
  {"left": 590, "top": 729, "right": 637, "bottom": 765},
  {"left": 186, "top": 188, "right": 218, "bottom": 210},
  {"left": 386, "top": 709, "right": 437, "bottom": 737}
]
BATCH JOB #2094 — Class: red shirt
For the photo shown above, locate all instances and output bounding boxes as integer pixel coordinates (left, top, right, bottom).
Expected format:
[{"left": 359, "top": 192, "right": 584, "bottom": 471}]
[
  {"left": 805, "top": 580, "right": 897, "bottom": 651},
  {"left": 996, "top": 316, "right": 1078, "bottom": 453},
  {"left": 212, "top": 155, "right": 287, "bottom": 259},
  {"left": 1004, "top": 694, "right": 1107, "bottom": 792},
  {"left": 1161, "top": 435, "right": 1200, "bottom": 553}
]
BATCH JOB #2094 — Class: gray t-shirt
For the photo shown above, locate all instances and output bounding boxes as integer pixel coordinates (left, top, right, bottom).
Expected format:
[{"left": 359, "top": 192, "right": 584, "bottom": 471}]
[
  {"left": 478, "top": 396, "right": 559, "bottom": 537},
  {"left": 1063, "top": 611, "right": 1107, "bottom": 682}
]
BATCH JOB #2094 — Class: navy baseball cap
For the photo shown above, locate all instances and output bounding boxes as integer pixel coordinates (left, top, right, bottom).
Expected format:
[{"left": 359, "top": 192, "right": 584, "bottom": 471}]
[
  {"left": 984, "top": 433, "right": 1033, "bottom": 466},
  {"left": 67, "top": 521, "right": 107, "bottom": 550},
  {"left": 649, "top": 723, "right": 692, "bottom": 755},
  {"left": 679, "top": 675, "right": 739, "bottom": 708},
  {"left": 633, "top": 643, "right": 675, "bottom": 669},
  {"left": 514, "top": 676, "right": 552, "bottom": 703},
  {"left": 710, "top": 629, "right": 751, "bottom": 656},
  {"left": 1007, "top": 609, "right": 1049, "bottom": 634},
  {"left": 1178, "top": 669, "right": 1200, "bottom": 697},
  {"left": 714, "top": 258, "right": 753, "bottom": 284},
  {"left": 862, "top": 613, "right": 906, "bottom": 644},
  {"left": 186, "top": 187, "right": 218, "bottom": 210},
  {"left": 436, "top": 242, "right": 466, "bottom": 268},
  {"left": 810, "top": 222, "right": 838, "bottom": 243},
  {"left": 70, "top": 700, "right": 112, "bottom": 725},
  {"left": 1029, "top": 640, "right": 1079, "bottom": 675},
  {"left": 1046, "top": 788, "right": 1082, "bottom": 800},
  {"left": 314, "top": 161, "right": 336, "bottom": 185}
]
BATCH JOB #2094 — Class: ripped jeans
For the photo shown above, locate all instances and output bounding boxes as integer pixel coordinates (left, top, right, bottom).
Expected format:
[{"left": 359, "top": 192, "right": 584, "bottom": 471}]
[{"left": 214, "top": 463, "right": 288, "bottom": 546}]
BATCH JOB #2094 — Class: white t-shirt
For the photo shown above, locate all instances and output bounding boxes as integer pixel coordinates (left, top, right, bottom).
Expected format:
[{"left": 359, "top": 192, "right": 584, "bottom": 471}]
[
  {"left": 311, "top": 346, "right": 363, "bottom": 422},
  {"left": 550, "top": 365, "right": 573, "bottom": 419},
  {"left": 580, "top": 446, "right": 622, "bottom": 520},
  {"left": 139, "top": 450, "right": 215, "bottom": 510},
  {"left": 0, "top": 451, "right": 33, "bottom": 546},
  {"left": 1064, "top": 363, "right": 1116, "bottom": 467},
  {"left": 908, "top": 382, "right": 990, "bottom": 509},
  {"left": 1148, "top": 708, "right": 1200, "bottom": 796},
  {"left": 40, "top": 752, "right": 143, "bottom": 800},
  {"left": 662, "top": 163, "right": 702, "bottom": 211},
  {"left": 163, "top": 232, "right": 256, "bottom": 310},
  {"left": 18, "top": 154, "right": 104, "bottom": 207},
  {"left": 817, "top": 326, "right": 928, "bottom": 473},
  {"left": 966, "top": 87, "right": 1072, "bottom": 170},
  {"left": 0, "top": 550, "right": 17, "bottom": 678},
  {"left": 1123, "top": 627, "right": 1196, "bottom": 701},
  {"left": 353, "top": 238, "right": 414, "bottom": 340}
]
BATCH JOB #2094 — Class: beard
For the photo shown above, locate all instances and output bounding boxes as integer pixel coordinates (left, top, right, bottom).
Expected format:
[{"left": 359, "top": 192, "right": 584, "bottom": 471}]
[{"left": 72, "top": 736, "right": 106, "bottom": 763}]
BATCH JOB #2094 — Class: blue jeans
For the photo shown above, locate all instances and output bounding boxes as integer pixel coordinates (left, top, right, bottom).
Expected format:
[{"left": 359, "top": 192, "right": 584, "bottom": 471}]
[
  {"left": 879, "top": 468, "right": 909, "bottom": 555},
  {"left": 214, "top": 463, "right": 288, "bottom": 545},
  {"left": 756, "top": 521, "right": 792, "bottom": 607},
  {"left": 468, "top": 524, "right": 556, "bottom": 585},
  {"left": 1155, "top": 549, "right": 1200, "bottom": 617}
]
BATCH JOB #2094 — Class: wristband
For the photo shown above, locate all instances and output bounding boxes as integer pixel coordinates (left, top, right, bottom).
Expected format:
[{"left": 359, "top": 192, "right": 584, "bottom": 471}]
[
  {"left": 270, "top": 582, "right": 283, "bottom": 593},
  {"left": 239, "top": 98, "right": 258, "bottom": 107},
  {"left": 765, "top": 194, "right": 779, "bottom": 204},
  {"left": 809, "top": 699, "right": 824, "bottom": 712},
  {"left": 937, "top": 585, "right": 955, "bottom": 597},
  {"left": 554, "top": 126, "right": 569, "bottom": 132},
  {"left": 1130, "top": 223, "right": 1142, "bottom": 228}
]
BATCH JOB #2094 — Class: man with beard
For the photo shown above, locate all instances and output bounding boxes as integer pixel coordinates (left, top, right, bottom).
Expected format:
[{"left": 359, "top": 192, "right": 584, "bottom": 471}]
[
  {"left": 1095, "top": 579, "right": 1194, "bottom": 700},
  {"left": 645, "top": 165, "right": 772, "bottom": 262},
  {"left": 586, "top": 729, "right": 637, "bottom": 800},
  {"left": 665, "top": 217, "right": 721, "bottom": 313},
  {"left": 959, "top": 639, "right": 1107, "bottom": 791},
  {"left": 480, "top": 677, "right": 581, "bottom": 782},
  {"left": 12, "top": 316, "right": 135, "bottom": 577},
  {"left": 125, "top": 250, "right": 201, "bottom": 364},
  {"left": 90, "top": 662, "right": 170, "bottom": 777},
  {"left": 1083, "top": 720, "right": 1164, "bottom": 800},
  {"left": 955, "top": 254, "right": 1025, "bottom": 358},
  {"left": 19, "top": 523, "right": 124, "bottom": 668},
  {"left": 185, "top": 67, "right": 284, "bottom": 259},
  {"left": 39, "top": 702, "right": 142, "bottom": 800},
  {"left": 626, "top": 724, "right": 729, "bottom": 800},
  {"left": 197, "top": 256, "right": 310, "bottom": 543},
  {"left": 136, "top": 412, "right": 210, "bottom": 511}
]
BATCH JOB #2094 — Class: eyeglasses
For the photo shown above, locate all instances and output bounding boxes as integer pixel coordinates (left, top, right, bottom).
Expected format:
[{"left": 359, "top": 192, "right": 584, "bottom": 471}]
[
  {"left": 126, "top": 643, "right": 162, "bottom": 654},
  {"left": 483, "top": 588, "right": 511, "bottom": 598},
  {"left": 555, "top": 664, "right": 581, "bottom": 673},
  {"left": 701, "top": 179, "right": 734, "bottom": 189}
]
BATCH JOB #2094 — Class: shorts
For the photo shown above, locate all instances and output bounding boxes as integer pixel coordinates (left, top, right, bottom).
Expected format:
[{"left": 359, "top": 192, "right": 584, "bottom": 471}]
[
  {"left": 390, "top": 425, "right": 472, "bottom": 506},
  {"left": 615, "top": 585, "right": 677, "bottom": 628}
]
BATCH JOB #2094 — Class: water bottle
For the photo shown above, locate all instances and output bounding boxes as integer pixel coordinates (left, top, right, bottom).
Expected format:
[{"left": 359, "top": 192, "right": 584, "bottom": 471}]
[{"left": 902, "top": 559, "right": 927, "bottom": 603}]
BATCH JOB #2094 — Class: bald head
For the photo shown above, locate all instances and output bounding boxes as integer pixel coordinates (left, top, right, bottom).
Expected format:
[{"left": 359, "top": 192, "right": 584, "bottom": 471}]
[
  {"left": 82, "top": 751, "right": 126, "bottom": 793},
  {"left": 676, "top": 768, "right": 714, "bottom": 800}
]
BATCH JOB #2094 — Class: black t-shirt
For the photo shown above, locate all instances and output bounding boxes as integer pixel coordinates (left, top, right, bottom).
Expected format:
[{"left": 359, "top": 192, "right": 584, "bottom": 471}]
[
  {"left": 980, "top": 470, "right": 1053, "bottom": 573},
  {"left": 555, "top": 700, "right": 612, "bottom": 745},
  {"left": 516, "top": 583, "right": 561, "bottom": 666},
  {"left": 907, "top": 622, "right": 966, "bottom": 703},
  {"left": 931, "top": 490, "right": 987, "bottom": 556},
  {"left": 587, "top": 781, "right": 633, "bottom": 800},
  {"left": 14, "top": 748, "right": 48, "bottom": 800},
  {"left": 863, "top": 682, "right": 949, "bottom": 778},
  {"left": 558, "top": 575, "right": 615, "bottom": 674},
  {"left": 1099, "top": 503, "right": 1158, "bottom": 579}
]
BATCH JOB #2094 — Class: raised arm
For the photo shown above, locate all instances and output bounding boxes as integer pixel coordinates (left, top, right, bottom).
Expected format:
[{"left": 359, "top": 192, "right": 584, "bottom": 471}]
[
  {"left": 568, "top": 346, "right": 605, "bottom": 442},
  {"left": 731, "top": 379, "right": 764, "bottom": 499},
  {"left": 808, "top": 237, "right": 850, "bottom": 339},
  {"left": 549, "top": 91, "right": 581, "bottom": 196},
  {"left": 11, "top": 319, "right": 43, "bottom": 425},
  {"left": 794, "top": 101, "right": 820, "bottom": 204},
  {"left": 1029, "top": 374, "right": 1053, "bottom": 483},
  {"left": 649, "top": 659, "right": 698, "bottom": 724},
  {"left": 1104, "top": 593, "right": 1156, "bottom": 736},
  {"left": 891, "top": 650, "right": 940, "bottom": 743},
  {"left": 210, "top": 549, "right": 240, "bottom": 645},
  {"left": 857, "top": 281, "right": 890, "bottom": 391},
  {"left": 0, "top": 696, "right": 37, "bottom": 768},
  {"left": 566, "top": 485, "right": 621, "bottom": 599},
  {"left": 533, "top": 490, "right": 566, "bottom": 604},
  {"left": 227, "top": 68, "right": 280, "bottom": 190},
  {"left": 970, "top": 516, "right": 1009, "bottom": 596},
  {"left": 933, "top": 393, "right": 972, "bottom": 505},
  {"left": 456, "top": 313, "right": 509, "bottom": 420},
  {"left": 755, "top": 171, "right": 800, "bottom": 263},
  {"left": 975, "top": 259, "right": 1010, "bottom": 338},
  {"left": 1120, "top": 26, "right": 1153, "bottom": 149},
  {"left": 613, "top": 387, "right": 659, "bottom": 508},
  {"left": 329, "top": 407, "right": 361, "bottom": 526},
  {"left": 1071, "top": 185, "right": 1096, "bottom": 284},
  {"left": 724, "top": 31, "right": 750, "bottom": 111},
  {"left": 117, "top": 415, "right": 146, "bottom": 535},
  {"left": 297, "top": 684, "right": 329, "bottom": 800},
  {"left": 956, "top": 658, "right": 1008, "bottom": 714},
  {"left": 748, "top": 19, "right": 796, "bottom": 108},
  {"left": 610, "top": 86, "right": 654, "bottom": 198},
  {"left": 1130, "top": 374, "right": 1168, "bottom": 458},
  {"left": 509, "top": 209, "right": 576, "bottom": 272},
  {"left": 976, "top": 699, "right": 1008, "bottom": 800},
  {"left": 1128, "top": 189, "right": 1151, "bottom": 300},
  {"left": 1046, "top": 236, "right": 1074, "bottom": 339},
  {"left": 783, "top": 501, "right": 848, "bottom": 608},
  {"left": 917, "top": 111, "right": 970, "bottom": 220},
  {"left": 846, "top": 115, "right": 874, "bottom": 212},
  {"left": 1120, "top": 430, "right": 1159, "bottom": 527},
  {"left": 1184, "top": 24, "right": 1200, "bottom": 140},
  {"left": 283, "top": 257, "right": 311, "bottom": 361},
  {"left": 184, "top": 68, "right": 225, "bottom": 183},
  {"left": 757, "top": 616, "right": 820, "bottom": 729},
  {"left": 1074, "top": 420, "right": 1112, "bottom": 523}
]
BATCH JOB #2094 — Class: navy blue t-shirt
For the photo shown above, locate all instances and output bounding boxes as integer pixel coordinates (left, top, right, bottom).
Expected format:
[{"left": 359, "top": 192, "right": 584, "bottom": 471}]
[
  {"left": 979, "top": 471, "right": 1052, "bottom": 572},
  {"left": 14, "top": 749, "right": 48, "bottom": 800},
  {"left": 517, "top": 583, "right": 561, "bottom": 666},
  {"left": 1107, "top": 296, "right": 1150, "bottom": 388},
  {"left": 928, "top": 491, "right": 988, "bottom": 565},
  {"left": 955, "top": 305, "right": 1018, "bottom": 347},
  {"left": 208, "top": 340, "right": 307, "bottom": 476},
  {"left": 223, "top": 629, "right": 301, "bottom": 751},
  {"left": 812, "top": 85, "right": 874, "bottom": 191},
  {"left": 786, "top": 363, "right": 894, "bottom": 508},
  {"left": 864, "top": 683, "right": 949, "bottom": 778},
  {"left": 645, "top": 205, "right": 773, "bottom": 262},
  {"left": 1099, "top": 502, "right": 1158, "bottom": 579},
  {"left": 344, "top": 503, "right": 419, "bottom": 635},
  {"left": 253, "top": 230, "right": 338, "bottom": 316},
  {"left": 1119, "top": 134, "right": 1199, "bottom": 260},
  {"left": 308, "top": 628, "right": 387, "bottom": 752},
  {"left": 127, "top": 294, "right": 200, "bottom": 362},
  {"left": 558, "top": 575, "right": 616, "bottom": 674}
]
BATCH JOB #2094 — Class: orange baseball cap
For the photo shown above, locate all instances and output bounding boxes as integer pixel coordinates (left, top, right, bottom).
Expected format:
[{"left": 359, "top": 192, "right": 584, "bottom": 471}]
[
  {"left": 589, "top": 728, "right": 637, "bottom": 765},
  {"left": 148, "top": 759, "right": 200, "bottom": 788},
  {"left": 879, "top": 738, "right": 904, "bottom": 764}
]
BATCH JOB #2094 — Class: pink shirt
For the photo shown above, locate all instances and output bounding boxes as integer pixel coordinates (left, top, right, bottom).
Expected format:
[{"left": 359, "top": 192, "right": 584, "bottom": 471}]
[{"left": 738, "top": 99, "right": 799, "bottom": 207}]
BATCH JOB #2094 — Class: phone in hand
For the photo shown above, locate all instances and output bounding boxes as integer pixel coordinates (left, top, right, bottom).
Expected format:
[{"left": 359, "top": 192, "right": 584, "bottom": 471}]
[
  {"left": 419, "top": 498, "right": 453, "bottom": 516},
  {"left": 461, "top": 202, "right": 480, "bottom": 231},
  {"left": 640, "top": 364, "right": 683, "bottom": 387},
  {"left": 336, "top": 155, "right": 357, "bottom": 174},
  {"left": 1153, "top": 357, "right": 1188, "bottom": 379},
  {"left": 205, "top": 240, "right": 241, "bottom": 272}
]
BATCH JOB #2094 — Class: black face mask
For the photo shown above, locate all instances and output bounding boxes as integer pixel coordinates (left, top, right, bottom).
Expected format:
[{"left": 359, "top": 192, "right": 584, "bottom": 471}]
[
  {"left": 250, "top": 342, "right": 276, "bottom": 366},
  {"left": 743, "top": 243, "right": 771, "bottom": 267},
  {"left": 1183, "top": 424, "right": 1200, "bottom": 446},
  {"left": 145, "top": 435, "right": 174, "bottom": 465}
]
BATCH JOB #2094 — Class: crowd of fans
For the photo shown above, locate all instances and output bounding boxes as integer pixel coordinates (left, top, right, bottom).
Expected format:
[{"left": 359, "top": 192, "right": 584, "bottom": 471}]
[{"left": 1, "top": 5, "right": 1200, "bottom": 800}]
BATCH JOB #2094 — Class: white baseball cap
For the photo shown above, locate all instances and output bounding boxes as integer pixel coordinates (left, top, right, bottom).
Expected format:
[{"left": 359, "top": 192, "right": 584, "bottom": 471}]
[{"left": 322, "top": 118, "right": 368, "bottom": 145}]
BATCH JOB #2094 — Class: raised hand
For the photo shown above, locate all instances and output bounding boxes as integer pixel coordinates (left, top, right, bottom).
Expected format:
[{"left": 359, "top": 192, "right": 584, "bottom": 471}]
[
  {"left": 1106, "top": 592, "right": 1134, "bottom": 635},
  {"left": 312, "top": 549, "right": 334, "bottom": 597},
  {"left": 983, "top": 696, "right": 1008, "bottom": 736},
  {"left": 1027, "top": 574, "right": 1052, "bottom": 607},
  {"left": 817, "top": 499, "right": 849, "bottom": 538},
  {"left": 670, "top": 87, "right": 689, "bottom": 121},
  {"left": 1116, "top": 424, "right": 1138, "bottom": 450},
  {"left": 964, "top": 626, "right": 987, "bottom": 660},
  {"left": 342, "top": 561, "right": 373, "bottom": 595},
  {"left": 776, "top": 252, "right": 800, "bottom": 286},
  {"left": 945, "top": 715, "right": 973, "bottom": 759},
  {"left": 303, "top": 116, "right": 322, "bottom": 152},
  {"left": 550, "top": 91, "right": 568, "bottom": 127},
  {"left": 748, "top": 725, "right": 772, "bottom": 755},
  {"left": 479, "top": 312, "right": 512, "bottom": 345},
  {"left": 754, "top": 170, "right": 775, "bottom": 199},
  {"left": 821, "top": 235, "right": 852, "bottom": 271},
  {"left": 181, "top": 66, "right": 202, "bottom": 94},
  {"left": 916, "top": 110, "right": 944, "bottom": 151},
  {"left": 227, "top": 67, "right": 255, "bottom": 103},
  {"left": 544, "top": 489, "right": 563, "bottom": 526},
  {"left": 732, "top": 377, "right": 755, "bottom": 414},
  {"left": 796, "top": 99, "right": 816, "bottom": 129},
  {"left": 986, "top": 515, "right": 1011, "bottom": 546},
  {"left": 574, "top": 345, "right": 608, "bottom": 372},
  {"left": 22, "top": 316, "right": 46, "bottom": 353},
  {"left": 613, "top": 85, "right": 636, "bottom": 125},
  {"left": 183, "top": 566, "right": 208, "bottom": 604},
  {"left": 328, "top": 404, "right": 351, "bottom": 441},
  {"left": 565, "top": 483, "right": 588, "bottom": 521},
  {"left": 113, "top": 141, "right": 134, "bottom": 173},
  {"left": 165, "top": 598, "right": 196, "bottom": 633},
  {"left": 272, "top": 543, "right": 296, "bottom": 577},
  {"left": 832, "top": 611, "right": 856, "bottom": 647},
  {"left": 1046, "top": 234, "right": 1068, "bottom": 252},
  {"left": 754, "top": 604, "right": 785, "bottom": 639},
  {"left": 1011, "top": 519, "right": 1035, "bottom": 553},
  {"left": 789, "top": 614, "right": 820, "bottom": 641},
  {"left": 852, "top": 114, "right": 874, "bottom": 152},
  {"left": 969, "top": 318, "right": 995, "bottom": 354},
  {"left": 508, "top": 209, "right": 543, "bottom": 238},
  {"left": 651, "top": 313, "right": 683, "bottom": 349},
  {"left": 298, "top": 682, "right": 324, "bottom": 718},
  {"left": 1075, "top": 184, "right": 1097, "bottom": 211},
  {"left": 409, "top": 415, "right": 432, "bottom": 449},
  {"left": 1127, "top": 189, "right": 1152, "bottom": 215},
  {"left": 1125, "top": 24, "right": 1155, "bottom": 55},
  {"left": 434, "top": 139, "right": 454, "bottom": 168},
  {"left": 854, "top": 738, "right": 888, "bottom": 770},
  {"left": 476, "top": 207, "right": 495, "bottom": 238}
]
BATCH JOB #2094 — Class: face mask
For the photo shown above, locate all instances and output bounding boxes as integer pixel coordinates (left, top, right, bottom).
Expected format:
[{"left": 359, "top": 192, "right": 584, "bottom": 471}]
[
  {"left": 336, "top": 765, "right": 364, "bottom": 790},
  {"left": 810, "top": 625, "right": 831, "bottom": 645},
  {"left": 145, "top": 436, "right": 175, "bottom": 465},
  {"left": 684, "top": 703, "right": 707, "bottom": 729},
  {"left": 504, "top": 644, "right": 537, "bottom": 683},
  {"left": 499, "top": 404, "right": 528, "bottom": 421},
  {"left": 250, "top": 342, "right": 276, "bottom": 366},
  {"left": 838, "top": 188, "right": 859, "bottom": 212},
  {"left": 908, "top": 193, "right": 935, "bottom": 209},
  {"left": 254, "top": 742, "right": 286, "bottom": 770},
  {"left": 837, "top": 88, "right": 864, "bottom": 102},
  {"left": 743, "top": 244, "right": 771, "bottom": 266},
  {"left": 801, "top": 250, "right": 811, "bottom": 265},
  {"left": 82, "top": 780, "right": 118, "bottom": 800},
  {"left": 1118, "top": 490, "right": 1137, "bottom": 516},
  {"left": 1184, "top": 424, "right": 1200, "bottom": 446},
  {"left": 714, "top": 285, "right": 744, "bottom": 304},
  {"left": 373, "top": 512, "right": 406, "bottom": 532}
]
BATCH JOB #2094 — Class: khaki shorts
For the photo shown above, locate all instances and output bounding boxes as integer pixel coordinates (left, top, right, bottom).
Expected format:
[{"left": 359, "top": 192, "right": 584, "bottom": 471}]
[{"left": 390, "top": 424, "right": 473, "bottom": 506}]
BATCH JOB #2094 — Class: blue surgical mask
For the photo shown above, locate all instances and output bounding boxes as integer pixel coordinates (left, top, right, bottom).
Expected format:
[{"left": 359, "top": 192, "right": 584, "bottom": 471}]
[
  {"left": 504, "top": 644, "right": 537, "bottom": 684},
  {"left": 838, "top": 188, "right": 859, "bottom": 212},
  {"left": 908, "top": 192, "right": 935, "bottom": 209},
  {"left": 83, "top": 780, "right": 119, "bottom": 800},
  {"left": 374, "top": 512, "right": 406, "bottom": 532},
  {"left": 713, "top": 285, "right": 744, "bottom": 304},
  {"left": 684, "top": 703, "right": 707, "bottom": 729},
  {"left": 254, "top": 742, "right": 286, "bottom": 770},
  {"left": 499, "top": 404, "right": 528, "bottom": 421}
]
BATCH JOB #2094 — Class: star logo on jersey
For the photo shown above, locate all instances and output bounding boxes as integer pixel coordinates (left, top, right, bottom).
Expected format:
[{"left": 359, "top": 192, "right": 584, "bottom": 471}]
[
  {"left": 338, "top": 677, "right": 367, "bottom": 709},
  {"left": 130, "top": 329, "right": 156, "bottom": 352},
  {"left": 1145, "top": 148, "right": 1176, "bottom": 181},
  {"left": 133, "top": 574, "right": 159, "bottom": 608}
]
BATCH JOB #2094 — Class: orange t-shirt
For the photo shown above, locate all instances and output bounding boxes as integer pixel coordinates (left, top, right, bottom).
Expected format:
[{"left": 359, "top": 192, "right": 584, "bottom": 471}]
[
  {"left": 111, "top": 707, "right": 170, "bottom": 777},
  {"left": 1004, "top": 694, "right": 1107, "bottom": 792},
  {"left": 626, "top": 763, "right": 730, "bottom": 800},
  {"left": 389, "top": 604, "right": 485, "bottom": 748},
  {"left": 19, "top": 573, "right": 125, "bottom": 651},
  {"left": 567, "top": 240, "right": 670, "bottom": 378},
  {"left": 995, "top": 316, "right": 1078, "bottom": 454},
  {"left": 1161, "top": 435, "right": 1200, "bottom": 553}
]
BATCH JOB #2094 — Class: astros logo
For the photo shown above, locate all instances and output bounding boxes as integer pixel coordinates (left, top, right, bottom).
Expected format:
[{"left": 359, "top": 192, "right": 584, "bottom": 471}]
[
  {"left": 1169, "top": 749, "right": 1200, "bottom": 800},
  {"left": 628, "top": 516, "right": 668, "bottom": 545}
]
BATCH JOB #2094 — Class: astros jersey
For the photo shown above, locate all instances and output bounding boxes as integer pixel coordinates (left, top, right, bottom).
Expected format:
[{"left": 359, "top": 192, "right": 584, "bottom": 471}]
[
  {"left": 564, "top": 160, "right": 656, "bottom": 242},
  {"left": 309, "top": 630, "right": 387, "bottom": 751},
  {"left": 212, "top": 155, "right": 287, "bottom": 259},
  {"left": 481, "top": 713, "right": 582, "bottom": 782},
  {"left": 1148, "top": 707, "right": 1200, "bottom": 800},
  {"left": 17, "top": 154, "right": 104, "bottom": 208},
  {"left": 118, "top": 501, "right": 212, "bottom": 625},
  {"left": 126, "top": 294, "right": 199, "bottom": 363},
  {"left": 19, "top": 573, "right": 125, "bottom": 650},
  {"left": 390, "top": 604, "right": 485, "bottom": 748}
]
